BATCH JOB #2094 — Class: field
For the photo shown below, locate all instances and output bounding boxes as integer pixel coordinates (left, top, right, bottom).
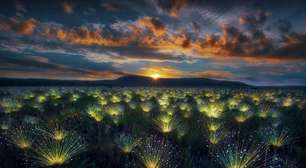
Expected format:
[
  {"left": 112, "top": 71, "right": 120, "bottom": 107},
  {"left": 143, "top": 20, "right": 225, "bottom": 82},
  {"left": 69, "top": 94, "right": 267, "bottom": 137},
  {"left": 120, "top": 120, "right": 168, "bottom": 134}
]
[{"left": 0, "top": 87, "right": 306, "bottom": 168}]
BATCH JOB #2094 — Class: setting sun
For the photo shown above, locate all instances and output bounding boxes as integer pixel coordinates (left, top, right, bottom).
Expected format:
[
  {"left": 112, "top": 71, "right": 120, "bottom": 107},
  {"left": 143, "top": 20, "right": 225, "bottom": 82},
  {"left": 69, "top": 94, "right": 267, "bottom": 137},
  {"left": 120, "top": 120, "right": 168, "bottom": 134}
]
[{"left": 150, "top": 73, "right": 160, "bottom": 80}]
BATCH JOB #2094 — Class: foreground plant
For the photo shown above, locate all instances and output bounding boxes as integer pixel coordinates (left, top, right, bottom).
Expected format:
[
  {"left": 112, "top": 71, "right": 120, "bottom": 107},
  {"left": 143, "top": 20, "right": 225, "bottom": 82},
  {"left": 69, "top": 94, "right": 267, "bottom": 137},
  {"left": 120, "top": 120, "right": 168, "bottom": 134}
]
[
  {"left": 5, "top": 124, "right": 35, "bottom": 150},
  {"left": 259, "top": 127, "right": 291, "bottom": 148},
  {"left": 31, "top": 133, "right": 86, "bottom": 167},
  {"left": 214, "top": 138, "right": 274, "bottom": 168},
  {"left": 136, "top": 135, "right": 177, "bottom": 168},
  {"left": 114, "top": 133, "right": 139, "bottom": 154}
]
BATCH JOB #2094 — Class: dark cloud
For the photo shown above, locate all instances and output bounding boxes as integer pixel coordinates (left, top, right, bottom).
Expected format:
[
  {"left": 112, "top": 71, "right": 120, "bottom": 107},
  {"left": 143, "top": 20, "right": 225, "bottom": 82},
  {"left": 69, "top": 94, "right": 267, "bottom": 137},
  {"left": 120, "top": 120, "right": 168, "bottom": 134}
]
[
  {"left": 156, "top": 0, "right": 189, "bottom": 17},
  {"left": 0, "top": 54, "right": 124, "bottom": 80}
]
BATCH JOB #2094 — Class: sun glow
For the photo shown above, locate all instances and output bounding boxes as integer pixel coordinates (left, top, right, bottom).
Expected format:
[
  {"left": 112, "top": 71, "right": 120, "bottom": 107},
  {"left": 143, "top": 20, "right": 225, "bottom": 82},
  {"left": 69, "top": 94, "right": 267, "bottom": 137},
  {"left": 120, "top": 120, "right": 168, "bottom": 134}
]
[{"left": 150, "top": 73, "right": 160, "bottom": 80}]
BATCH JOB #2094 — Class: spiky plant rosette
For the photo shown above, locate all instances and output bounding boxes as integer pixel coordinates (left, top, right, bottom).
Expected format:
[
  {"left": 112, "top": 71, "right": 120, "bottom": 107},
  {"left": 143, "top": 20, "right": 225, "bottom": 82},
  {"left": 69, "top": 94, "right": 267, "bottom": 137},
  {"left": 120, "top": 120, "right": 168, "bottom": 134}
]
[
  {"left": 30, "top": 131, "right": 87, "bottom": 167},
  {"left": 114, "top": 132, "right": 140, "bottom": 154},
  {"left": 135, "top": 135, "right": 178, "bottom": 168},
  {"left": 213, "top": 134, "right": 280, "bottom": 168},
  {"left": 258, "top": 126, "right": 292, "bottom": 148},
  {"left": 5, "top": 123, "right": 36, "bottom": 150}
]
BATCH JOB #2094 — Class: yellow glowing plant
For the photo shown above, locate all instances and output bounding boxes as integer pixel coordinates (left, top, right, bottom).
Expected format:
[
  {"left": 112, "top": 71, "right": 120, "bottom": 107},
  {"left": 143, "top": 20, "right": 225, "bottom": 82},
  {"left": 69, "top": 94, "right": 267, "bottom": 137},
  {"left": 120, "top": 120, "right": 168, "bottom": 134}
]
[
  {"left": 0, "top": 98, "right": 23, "bottom": 114},
  {"left": 136, "top": 136, "right": 175, "bottom": 168},
  {"left": 199, "top": 102, "right": 225, "bottom": 119},
  {"left": 6, "top": 125, "right": 34, "bottom": 150},
  {"left": 208, "top": 131, "right": 225, "bottom": 145},
  {"left": 114, "top": 133, "right": 139, "bottom": 154},
  {"left": 86, "top": 104, "right": 103, "bottom": 122},
  {"left": 106, "top": 103, "right": 124, "bottom": 116},
  {"left": 235, "top": 111, "right": 253, "bottom": 123},
  {"left": 260, "top": 127, "right": 291, "bottom": 148},
  {"left": 207, "top": 120, "right": 222, "bottom": 132},
  {"left": 282, "top": 97, "right": 293, "bottom": 107},
  {"left": 32, "top": 134, "right": 86, "bottom": 167},
  {"left": 155, "top": 118, "right": 174, "bottom": 134},
  {"left": 140, "top": 101, "right": 154, "bottom": 113},
  {"left": 215, "top": 140, "right": 269, "bottom": 168}
]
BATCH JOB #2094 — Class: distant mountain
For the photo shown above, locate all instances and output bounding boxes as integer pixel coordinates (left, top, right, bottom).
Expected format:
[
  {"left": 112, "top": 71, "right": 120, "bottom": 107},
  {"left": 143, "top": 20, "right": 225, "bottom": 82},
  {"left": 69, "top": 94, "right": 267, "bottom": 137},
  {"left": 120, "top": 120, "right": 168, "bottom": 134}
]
[{"left": 0, "top": 75, "right": 250, "bottom": 87}]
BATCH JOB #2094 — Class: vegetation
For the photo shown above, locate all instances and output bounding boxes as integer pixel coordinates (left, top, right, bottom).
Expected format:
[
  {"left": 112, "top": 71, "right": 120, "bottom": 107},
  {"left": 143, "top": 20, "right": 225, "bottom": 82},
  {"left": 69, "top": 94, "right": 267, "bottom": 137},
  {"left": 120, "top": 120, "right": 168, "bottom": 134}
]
[{"left": 0, "top": 87, "right": 305, "bottom": 167}]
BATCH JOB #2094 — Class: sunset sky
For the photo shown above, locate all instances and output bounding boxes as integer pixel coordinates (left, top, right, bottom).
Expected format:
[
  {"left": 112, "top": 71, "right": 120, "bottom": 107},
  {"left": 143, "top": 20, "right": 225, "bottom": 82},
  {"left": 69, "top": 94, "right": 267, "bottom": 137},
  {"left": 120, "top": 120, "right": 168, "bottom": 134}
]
[{"left": 0, "top": 0, "right": 306, "bottom": 86}]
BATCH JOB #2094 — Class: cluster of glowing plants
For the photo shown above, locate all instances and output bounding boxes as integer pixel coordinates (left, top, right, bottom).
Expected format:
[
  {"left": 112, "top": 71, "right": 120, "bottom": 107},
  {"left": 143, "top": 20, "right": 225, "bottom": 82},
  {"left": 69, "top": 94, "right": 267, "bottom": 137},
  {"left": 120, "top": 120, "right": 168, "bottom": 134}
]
[
  {"left": 31, "top": 132, "right": 86, "bottom": 167},
  {"left": 0, "top": 97, "right": 23, "bottom": 114},
  {"left": 136, "top": 135, "right": 177, "bottom": 168},
  {"left": 198, "top": 101, "right": 225, "bottom": 119}
]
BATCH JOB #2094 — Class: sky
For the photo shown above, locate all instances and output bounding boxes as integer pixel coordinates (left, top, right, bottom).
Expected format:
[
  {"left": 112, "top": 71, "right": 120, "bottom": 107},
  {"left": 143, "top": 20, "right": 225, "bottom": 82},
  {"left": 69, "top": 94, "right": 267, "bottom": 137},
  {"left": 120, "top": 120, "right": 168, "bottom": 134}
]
[{"left": 0, "top": 0, "right": 306, "bottom": 86}]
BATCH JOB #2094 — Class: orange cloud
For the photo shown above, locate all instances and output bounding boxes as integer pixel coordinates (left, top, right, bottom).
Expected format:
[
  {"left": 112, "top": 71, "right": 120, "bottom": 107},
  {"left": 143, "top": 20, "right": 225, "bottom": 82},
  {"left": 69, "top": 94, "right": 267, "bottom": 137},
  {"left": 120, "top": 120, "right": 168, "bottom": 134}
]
[
  {"left": 137, "top": 66, "right": 186, "bottom": 78},
  {"left": 137, "top": 66, "right": 235, "bottom": 79},
  {"left": 62, "top": 2, "right": 74, "bottom": 14},
  {"left": 192, "top": 71, "right": 234, "bottom": 79},
  {"left": 137, "top": 16, "right": 167, "bottom": 37},
  {"left": 0, "top": 17, "right": 38, "bottom": 35},
  {"left": 42, "top": 26, "right": 131, "bottom": 47},
  {"left": 16, "top": 18, "right": 38, "bottom": 35}
]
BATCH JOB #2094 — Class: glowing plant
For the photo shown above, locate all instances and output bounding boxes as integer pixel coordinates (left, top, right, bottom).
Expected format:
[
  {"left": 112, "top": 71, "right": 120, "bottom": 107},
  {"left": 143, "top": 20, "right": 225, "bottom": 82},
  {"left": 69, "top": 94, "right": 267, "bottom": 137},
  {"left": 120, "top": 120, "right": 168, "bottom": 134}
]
[
  {"left": 198, "top": 101, "right": 225, "bottom": 119},
  {"left": 42, "top": 124, "right": 70, "bottom": 141},
  {"left": 227, "top": 98, "right": 239, "bottom": 110},
  {"left": 154, "top": 114, "right": 180, "bottom": 134},
  {"left": 69, "top": 93, "right": 80, "bottom": 102},
  {"left": 114, "top": 133, "right": 139, "bottom": 154},
  {"left": 0, "top": 97, "right": 23, "bottom": 114},
  {"left": 0, "top": 117, "right": 12, "bottom": 130},
  {"left": 128, "top": 100, "right": 137, "bottom": 110},
  {"left": 37, "top": 95, "right": 47, "bottom": 104},
  {"left": 238, "top": 103, "right": 250, "bottom": 113},
  {"left": 235, "top": 111, "right": 253, "bottom": 123},
  {"left": 140, "top": 101, "right": 154, "bottom": 113},
  {"left": 111, "top": 95, "right": 121, "bottom": 103},
  {"left": 23, "top": 115, "right": 40, "bottom": 125},
  {"left": 259, "top": 127, "right": 291, "bottom": 148},
  {"left": 215, "top": 140, "right": 270, "bottom": 168},
  {"left": 136, "top": 135, "right": 176, "bottom": 168},
  {"left": 206, "top": 119, "right": 223, "bottom": 132},
  {"left": 86, "top": 104, "right": 103, "bottom": 122},
  {"left": 208, "top": 130, "right": 226, "bottom": 145},
  {"left": 31, "top": 133, "right": 86, "bottom": 167},
  {"left": 106, "top": 103, "right": 125, "bottom": 116},
  {"left": 257, "top": 104, "right": 271, "bottom": 119},
  {"left": 179, "top": 102, "right": 192, "bottom": 118},
  {"left": 6, "top": 124, "right": 34, "bottom": 150},
  {"left": 282, "top": 97, "right": 293, "bottom": 107}
]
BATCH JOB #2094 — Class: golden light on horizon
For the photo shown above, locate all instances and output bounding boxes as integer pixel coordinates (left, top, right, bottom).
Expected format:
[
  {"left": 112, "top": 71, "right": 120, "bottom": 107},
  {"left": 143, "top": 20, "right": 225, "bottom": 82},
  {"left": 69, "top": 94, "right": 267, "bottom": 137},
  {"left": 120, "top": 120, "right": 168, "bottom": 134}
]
[{"left": 150, "top": 73, "right": 160, "bottom": 80}]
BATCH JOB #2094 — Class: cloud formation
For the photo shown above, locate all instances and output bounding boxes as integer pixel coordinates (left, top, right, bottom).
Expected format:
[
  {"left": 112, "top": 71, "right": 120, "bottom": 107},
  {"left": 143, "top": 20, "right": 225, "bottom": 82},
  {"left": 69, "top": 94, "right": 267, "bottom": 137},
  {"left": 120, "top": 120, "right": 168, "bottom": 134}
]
[
  {"left": 0, "top": 55, "right": 123, "bottom": 80},
  {"left": 137, "top": 66, "right": 235, "bottom": 79},
  {"left": 0, "top": 0, "right": 305, "bottom": 85}
]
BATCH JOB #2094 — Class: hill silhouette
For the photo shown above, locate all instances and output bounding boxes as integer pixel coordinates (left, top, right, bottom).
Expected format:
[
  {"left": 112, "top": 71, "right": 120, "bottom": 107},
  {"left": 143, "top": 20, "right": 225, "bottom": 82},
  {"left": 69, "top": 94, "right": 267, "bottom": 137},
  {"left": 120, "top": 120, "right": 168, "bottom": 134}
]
[{"left": 0, "top": 75, "right": 250, "bottom": 87}]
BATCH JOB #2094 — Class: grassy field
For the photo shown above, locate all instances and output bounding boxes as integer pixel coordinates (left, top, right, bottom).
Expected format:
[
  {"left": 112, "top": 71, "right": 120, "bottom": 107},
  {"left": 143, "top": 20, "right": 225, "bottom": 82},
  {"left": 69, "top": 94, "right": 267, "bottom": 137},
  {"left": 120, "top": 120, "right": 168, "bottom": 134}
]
[{"left": 0, "top": 87, "right": 305, "bottom": 168}]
